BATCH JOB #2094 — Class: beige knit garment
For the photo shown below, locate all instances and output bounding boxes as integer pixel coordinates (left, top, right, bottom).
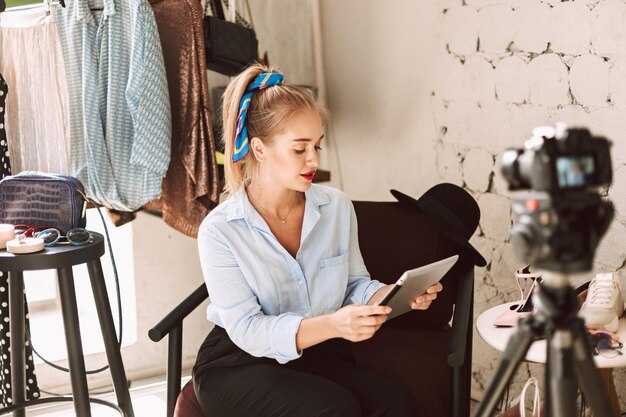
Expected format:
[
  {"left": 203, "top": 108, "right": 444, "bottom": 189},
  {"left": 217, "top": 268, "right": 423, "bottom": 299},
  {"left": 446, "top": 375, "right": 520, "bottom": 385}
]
[{"left": 0, "top": 5, "right": 70, "bottom": 175}]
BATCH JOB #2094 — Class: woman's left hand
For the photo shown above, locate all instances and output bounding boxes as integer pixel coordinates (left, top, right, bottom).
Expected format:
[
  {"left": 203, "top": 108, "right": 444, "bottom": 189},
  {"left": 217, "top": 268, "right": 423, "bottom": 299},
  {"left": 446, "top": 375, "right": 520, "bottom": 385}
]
[{"left": 410, "top": 282, "right": 443, "bottom": 310}]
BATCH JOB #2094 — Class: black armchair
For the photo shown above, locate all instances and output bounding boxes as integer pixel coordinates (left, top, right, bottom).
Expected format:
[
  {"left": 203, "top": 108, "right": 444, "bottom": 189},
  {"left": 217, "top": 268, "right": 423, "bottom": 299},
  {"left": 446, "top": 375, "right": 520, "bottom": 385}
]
[{"left": 150, "top": 198, "right": 477, "bottom": 417}]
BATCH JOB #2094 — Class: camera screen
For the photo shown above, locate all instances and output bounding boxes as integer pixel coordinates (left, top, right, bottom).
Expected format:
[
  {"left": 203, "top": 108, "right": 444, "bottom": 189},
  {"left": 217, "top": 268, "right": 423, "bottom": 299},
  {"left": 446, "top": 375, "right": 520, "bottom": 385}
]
[{"left": 556, "top": 155, "right": 595, "bottom": 188}]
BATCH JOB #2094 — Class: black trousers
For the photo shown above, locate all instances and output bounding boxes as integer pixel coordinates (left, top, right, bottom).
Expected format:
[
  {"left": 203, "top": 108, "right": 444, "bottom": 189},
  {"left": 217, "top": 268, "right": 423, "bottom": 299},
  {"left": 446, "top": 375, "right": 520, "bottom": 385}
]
[{"left": 193, "top": 326, "right": 419, "bottom": 417}]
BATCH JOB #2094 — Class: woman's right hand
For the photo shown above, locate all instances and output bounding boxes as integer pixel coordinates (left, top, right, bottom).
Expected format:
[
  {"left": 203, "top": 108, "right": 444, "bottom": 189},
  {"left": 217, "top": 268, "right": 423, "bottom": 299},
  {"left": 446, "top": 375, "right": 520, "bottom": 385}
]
[{"left": 330, "top": 305, "right": 391, "bottom": 342}]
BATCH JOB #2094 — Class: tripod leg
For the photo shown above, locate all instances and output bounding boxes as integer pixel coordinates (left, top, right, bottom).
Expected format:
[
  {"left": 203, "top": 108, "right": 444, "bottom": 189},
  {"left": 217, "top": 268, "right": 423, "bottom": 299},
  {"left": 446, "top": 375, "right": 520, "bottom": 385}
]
[
  {"left": 473, "top": 322, "right": 536, "bottom": 417},
  {"left": 545, "top": 328, "right": 579, "bottom": 417},
  {"left": 571, "top": 321, "right": 614, "bottom": 417}
]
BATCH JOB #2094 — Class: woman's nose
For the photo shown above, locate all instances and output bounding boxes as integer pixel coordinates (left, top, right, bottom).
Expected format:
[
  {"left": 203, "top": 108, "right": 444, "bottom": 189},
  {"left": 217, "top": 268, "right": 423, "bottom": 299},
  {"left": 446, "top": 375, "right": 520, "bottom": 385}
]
[{"left": 307, "top": 151, "right": 319, "bottom": 168}]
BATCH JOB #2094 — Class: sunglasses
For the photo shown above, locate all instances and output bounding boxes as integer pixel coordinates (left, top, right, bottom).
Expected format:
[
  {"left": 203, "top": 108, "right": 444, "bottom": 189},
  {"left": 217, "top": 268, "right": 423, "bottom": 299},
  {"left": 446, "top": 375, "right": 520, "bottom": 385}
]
[
  {"left": 13, "top": 224, "right": 56, "bottom": 237},
  {"left": 33, "top": 228, "right": 93, "bottom": 247},
  {"left": 588, "top": 331, "right": 623, "bottom": 358}
]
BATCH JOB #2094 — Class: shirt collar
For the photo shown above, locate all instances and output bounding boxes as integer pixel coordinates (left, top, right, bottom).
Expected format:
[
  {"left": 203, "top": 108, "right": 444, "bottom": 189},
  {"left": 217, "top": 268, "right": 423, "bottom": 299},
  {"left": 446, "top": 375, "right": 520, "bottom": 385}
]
[
  {"left": 226, "top": 184, "right": 331, "bottom": 228},
  {"left": 76, "top": 0, "right": 116, "bottom": 22}
]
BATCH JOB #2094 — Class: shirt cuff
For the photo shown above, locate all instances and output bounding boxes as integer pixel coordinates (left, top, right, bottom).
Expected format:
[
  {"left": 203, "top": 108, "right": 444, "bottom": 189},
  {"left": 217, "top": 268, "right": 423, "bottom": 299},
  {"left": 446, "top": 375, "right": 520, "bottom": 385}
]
[
  {"left": 363, "top": 280, "right": 388, "bottom": 304},
  {"left": 270, "top": 314, "right": 304, "bottom": 364}
]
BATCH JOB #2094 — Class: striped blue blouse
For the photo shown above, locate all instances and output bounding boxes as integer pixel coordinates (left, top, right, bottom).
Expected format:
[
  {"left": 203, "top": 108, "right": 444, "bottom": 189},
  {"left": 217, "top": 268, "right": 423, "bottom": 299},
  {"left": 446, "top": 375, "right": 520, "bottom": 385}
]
[{"left": 56, "top": 0, "right": 171, "bottom": 211}]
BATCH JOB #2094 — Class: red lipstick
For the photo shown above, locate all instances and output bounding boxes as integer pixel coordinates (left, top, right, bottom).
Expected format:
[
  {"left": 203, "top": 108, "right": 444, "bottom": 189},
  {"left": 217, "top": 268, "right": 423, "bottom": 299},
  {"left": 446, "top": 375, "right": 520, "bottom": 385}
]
[{"left": 301, "top": 171, "right": 316, "bottom": 181}]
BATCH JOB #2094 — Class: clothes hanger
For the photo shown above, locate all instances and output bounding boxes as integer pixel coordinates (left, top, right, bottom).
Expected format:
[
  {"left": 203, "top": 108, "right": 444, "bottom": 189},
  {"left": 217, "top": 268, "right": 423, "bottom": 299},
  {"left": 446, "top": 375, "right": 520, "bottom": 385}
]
[
  {"left": 89, "top": 0, "right": 103, "bottom": 11},
  {"left": 0, "top": 0, "right": 64, "bottom": 15},
  {"left": 42, "top": 0, "right": 64, "bottom": 16}
]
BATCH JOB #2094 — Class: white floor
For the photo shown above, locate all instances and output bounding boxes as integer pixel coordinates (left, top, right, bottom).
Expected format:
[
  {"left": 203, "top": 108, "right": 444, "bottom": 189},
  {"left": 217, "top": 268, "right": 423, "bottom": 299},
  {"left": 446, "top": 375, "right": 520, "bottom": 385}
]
[{"left": 25, "top": 377, "right": 185, "bottom": 417}]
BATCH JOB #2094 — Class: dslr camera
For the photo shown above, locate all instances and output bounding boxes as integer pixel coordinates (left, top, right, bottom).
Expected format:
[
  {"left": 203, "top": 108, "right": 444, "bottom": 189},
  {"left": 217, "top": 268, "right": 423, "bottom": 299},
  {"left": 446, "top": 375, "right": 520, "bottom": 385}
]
[{"left": 500, "top": 124, "right": 613, "bottom": 273}]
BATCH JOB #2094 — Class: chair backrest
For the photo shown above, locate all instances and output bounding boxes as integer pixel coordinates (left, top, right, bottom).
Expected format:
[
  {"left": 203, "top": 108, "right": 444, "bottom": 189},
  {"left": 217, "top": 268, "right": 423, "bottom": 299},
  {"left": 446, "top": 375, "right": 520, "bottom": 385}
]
[
  {"left": 352, "top": 200, "right": 475, "bottom": 417},
  {"left": 353, "top": 200, "right": 470, "bottom": 329}
]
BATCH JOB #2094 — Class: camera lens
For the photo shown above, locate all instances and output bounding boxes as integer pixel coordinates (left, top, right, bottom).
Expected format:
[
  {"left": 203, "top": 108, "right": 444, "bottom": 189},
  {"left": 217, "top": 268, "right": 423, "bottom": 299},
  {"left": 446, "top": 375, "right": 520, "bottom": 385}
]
[{"left": 500, "top": 149, "right": 522, "bottom": 189}]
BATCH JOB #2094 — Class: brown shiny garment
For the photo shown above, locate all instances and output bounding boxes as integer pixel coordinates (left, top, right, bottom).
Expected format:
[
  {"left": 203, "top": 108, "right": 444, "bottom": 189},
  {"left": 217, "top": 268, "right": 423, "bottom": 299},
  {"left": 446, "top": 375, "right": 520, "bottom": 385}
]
[{"left": 143, "top": 0, "right": 221, "bottom": 237}]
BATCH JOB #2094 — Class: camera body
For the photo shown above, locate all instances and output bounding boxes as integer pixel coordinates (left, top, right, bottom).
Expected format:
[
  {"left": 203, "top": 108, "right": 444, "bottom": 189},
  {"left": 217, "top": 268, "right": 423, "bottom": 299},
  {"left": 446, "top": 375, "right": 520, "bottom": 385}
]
[
  {"left": 501, "top": 125, "right": 612, "bottom": 193},
  {"left": 501, "top": 124, "right": 613, "bottom": 273},
  {"left": 509, "top": 191, "right": 612, "bottom": 272}
]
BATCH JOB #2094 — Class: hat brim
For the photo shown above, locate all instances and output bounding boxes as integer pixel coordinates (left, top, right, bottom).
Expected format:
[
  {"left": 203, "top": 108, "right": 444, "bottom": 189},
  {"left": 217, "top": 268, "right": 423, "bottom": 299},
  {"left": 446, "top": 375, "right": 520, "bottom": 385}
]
[{"left": 390, "top": 189, "right": 487, "bottom": 267}]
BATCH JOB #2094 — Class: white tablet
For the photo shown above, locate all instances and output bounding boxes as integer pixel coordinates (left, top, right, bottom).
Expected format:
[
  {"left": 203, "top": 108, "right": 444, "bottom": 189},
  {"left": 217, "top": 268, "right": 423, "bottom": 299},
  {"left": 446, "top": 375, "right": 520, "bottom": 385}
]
[{"left": 377, "top": 254, "right": 459, "bottom": 319}]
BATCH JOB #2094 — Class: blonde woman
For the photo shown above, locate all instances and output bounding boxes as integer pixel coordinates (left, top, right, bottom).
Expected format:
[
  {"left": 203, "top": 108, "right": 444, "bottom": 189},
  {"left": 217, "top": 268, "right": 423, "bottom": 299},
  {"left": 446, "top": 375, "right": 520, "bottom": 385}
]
[{"left": 195, "top": 64, "right": 442, "bottom": 417}]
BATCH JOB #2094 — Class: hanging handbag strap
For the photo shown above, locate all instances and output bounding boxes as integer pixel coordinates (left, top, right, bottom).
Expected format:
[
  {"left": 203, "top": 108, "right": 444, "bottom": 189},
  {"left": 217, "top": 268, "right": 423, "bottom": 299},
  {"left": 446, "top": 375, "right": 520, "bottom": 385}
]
[
  {"left": 212, "top": 0, "right": 226, "bottom": 21},
  {"left": 244, "top": 0, "right": 254, "bottom": 29},
  {"left": 210, "top": 0, "right": 254, "bottom": 28}
]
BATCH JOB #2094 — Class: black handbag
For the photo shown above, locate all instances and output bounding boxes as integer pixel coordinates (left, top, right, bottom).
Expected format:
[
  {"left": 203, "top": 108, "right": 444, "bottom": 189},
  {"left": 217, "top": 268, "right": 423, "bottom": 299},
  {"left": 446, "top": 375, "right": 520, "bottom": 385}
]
[
  {"left": 0, "top": 171, "right": 87, "bottom": 233},
  {"left": 203, "top": 0, "right": 258, "bottom": 76}
]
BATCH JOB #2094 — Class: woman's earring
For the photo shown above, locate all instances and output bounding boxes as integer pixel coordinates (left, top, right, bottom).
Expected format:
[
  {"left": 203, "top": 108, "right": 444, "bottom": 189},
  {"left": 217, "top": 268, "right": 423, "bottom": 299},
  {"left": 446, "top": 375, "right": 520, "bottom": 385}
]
[
  {"left": 256, "top": 161, "right": 268, "bottom": 190},
  {"left": 255, "top": 162, "right": 263, "bottom": 190}
]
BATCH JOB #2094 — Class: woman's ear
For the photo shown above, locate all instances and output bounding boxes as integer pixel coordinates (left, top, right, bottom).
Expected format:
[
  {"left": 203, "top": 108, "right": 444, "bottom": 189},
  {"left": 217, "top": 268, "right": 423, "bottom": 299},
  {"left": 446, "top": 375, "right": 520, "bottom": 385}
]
[{"left": 250, "top": 137, "right": 266, "bottom": 162}]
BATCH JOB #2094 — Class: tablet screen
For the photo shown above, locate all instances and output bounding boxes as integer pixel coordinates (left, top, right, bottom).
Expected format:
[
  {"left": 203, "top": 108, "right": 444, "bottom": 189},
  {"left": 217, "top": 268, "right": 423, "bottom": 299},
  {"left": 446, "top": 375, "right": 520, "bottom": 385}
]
[{"left": 377, "top": 254, "right": 459, "bottom": 319}]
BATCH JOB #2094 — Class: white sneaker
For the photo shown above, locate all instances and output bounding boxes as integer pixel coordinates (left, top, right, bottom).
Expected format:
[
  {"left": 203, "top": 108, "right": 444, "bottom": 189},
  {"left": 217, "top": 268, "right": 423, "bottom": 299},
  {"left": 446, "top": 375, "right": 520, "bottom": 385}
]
[{"left": 580, "top": 272, "right": 625, "bottom": 333}]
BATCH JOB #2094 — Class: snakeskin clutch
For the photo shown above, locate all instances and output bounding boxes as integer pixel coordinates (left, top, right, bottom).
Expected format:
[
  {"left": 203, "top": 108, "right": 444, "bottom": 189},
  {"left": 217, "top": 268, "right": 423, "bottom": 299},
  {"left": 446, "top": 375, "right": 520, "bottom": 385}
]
[{"left": 0, "top": 172, "right": 87, "bottom": 233}]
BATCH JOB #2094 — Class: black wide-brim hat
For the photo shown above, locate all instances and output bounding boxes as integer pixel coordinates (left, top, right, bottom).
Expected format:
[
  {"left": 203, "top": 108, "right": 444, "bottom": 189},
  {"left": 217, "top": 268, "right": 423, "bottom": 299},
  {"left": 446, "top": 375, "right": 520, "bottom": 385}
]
[{"left": 391, "top": 184, "right": 487, "bottom": 267}]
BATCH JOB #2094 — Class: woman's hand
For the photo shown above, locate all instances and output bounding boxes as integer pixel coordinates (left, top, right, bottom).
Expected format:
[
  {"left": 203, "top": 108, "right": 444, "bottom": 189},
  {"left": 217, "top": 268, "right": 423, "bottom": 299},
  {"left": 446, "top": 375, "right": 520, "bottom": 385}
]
[
  {"left": 410, "top": 282, "right": 443, "bottom": 310},
  {"left": 330, "top": 304, "right": 391, "bottom": 342}
]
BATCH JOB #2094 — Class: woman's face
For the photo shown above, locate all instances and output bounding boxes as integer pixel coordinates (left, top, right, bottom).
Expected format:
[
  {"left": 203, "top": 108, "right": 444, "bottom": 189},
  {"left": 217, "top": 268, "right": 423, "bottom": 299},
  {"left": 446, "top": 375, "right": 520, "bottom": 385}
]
[{"left": 260, "top": 109, "right": 324, "bottom": 192}]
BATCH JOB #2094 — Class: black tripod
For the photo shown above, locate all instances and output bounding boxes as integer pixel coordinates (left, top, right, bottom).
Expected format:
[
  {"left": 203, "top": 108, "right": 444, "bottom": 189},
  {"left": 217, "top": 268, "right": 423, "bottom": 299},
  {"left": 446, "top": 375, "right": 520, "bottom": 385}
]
[{"left": 473, "top": 272, "right": 614, "bottom": 417}]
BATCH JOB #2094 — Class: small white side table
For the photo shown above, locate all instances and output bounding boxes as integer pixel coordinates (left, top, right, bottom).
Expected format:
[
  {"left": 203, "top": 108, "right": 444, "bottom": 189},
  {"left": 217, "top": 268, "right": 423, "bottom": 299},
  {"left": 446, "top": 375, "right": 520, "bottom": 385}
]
[{"left": 476, "top": 303, "right": 626, "bottom": 417}]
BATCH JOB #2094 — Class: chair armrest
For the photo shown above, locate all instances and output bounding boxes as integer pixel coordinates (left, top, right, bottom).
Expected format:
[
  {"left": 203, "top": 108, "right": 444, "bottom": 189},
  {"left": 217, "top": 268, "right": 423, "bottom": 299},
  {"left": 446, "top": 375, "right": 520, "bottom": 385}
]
[
  {"left": 447, "top": 267, "right": 474, "bottom": 368},
  {"left": 148, "top": 283, "right": 209, "bottom": 342}
]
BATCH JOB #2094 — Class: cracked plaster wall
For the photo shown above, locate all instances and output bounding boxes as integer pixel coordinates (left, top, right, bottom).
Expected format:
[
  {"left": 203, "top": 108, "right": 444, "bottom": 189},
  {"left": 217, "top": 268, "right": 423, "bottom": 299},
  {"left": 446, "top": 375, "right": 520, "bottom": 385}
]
[
  {"left": 439, "top": 0, "right": 626, "bottom": 408},
  {"left": 320, "top": 0, "right": 626, "bottom": 410}
]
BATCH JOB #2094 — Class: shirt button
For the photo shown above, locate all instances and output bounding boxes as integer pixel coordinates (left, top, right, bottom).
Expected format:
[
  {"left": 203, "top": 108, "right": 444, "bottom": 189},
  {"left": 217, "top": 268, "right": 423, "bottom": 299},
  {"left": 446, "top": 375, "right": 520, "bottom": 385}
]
[
  {"left": 304, "top": 312, "right": 311, "bottom": 317},
  {"left": 298, "top": 281, "right": 304, "bottom": 285}
]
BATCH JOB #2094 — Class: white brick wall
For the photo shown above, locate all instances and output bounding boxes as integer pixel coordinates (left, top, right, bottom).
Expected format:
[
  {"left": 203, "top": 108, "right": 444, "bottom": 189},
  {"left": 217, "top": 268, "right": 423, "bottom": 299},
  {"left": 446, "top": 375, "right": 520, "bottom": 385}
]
[
  {"left": 609, "top": 58, "right": 626, "bottom": 106},
  {"left": 433, "top": 0, "right": 626, "bottom": 410},
  {"left": 478, "top": 5, "right": 515, "bottom": 54},
  {"left": 592, "top": 0, "right": 626, "bottom": 56},
  {"left": 570, "top": 54, "right": 610, "bottom": 106},
  {"left": 527, "top": 54, "right": 570, "bottom": 106},
  {"left": 495, "top": 56, "right": 529, "bottom": 103},
  {"left": 551, "top": 2, "right": 591, "bottom": 55},
  {"left": 443, "top": 6, "right": 480, "bottom": 55},
  {"left": 513, "top": 2, "right": 552, "bottom": 53}
]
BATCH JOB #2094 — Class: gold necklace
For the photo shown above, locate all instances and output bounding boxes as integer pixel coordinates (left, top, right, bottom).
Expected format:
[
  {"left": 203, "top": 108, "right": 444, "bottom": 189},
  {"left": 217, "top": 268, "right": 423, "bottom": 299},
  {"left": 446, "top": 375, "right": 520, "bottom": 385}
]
[{"left": 250, "top": 193, "right": 299, "bottom": 224}]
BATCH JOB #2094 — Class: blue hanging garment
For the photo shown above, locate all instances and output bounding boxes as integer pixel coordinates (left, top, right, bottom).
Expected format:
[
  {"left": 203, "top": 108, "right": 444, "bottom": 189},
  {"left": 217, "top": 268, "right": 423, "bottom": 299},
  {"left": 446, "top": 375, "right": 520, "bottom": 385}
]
[{"left": 56, "top": 0, "right": 172, "bottom": 211}]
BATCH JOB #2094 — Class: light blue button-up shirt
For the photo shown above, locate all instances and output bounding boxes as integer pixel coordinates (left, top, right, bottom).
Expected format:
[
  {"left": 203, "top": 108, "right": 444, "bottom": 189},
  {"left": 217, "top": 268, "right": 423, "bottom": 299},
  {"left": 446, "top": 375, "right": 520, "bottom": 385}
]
[
  {"left": 197, "top": 184, "right": 385, "bottom": 364},
  {"left": 56, "top": 0, "right": 171, "bottom": 211}
]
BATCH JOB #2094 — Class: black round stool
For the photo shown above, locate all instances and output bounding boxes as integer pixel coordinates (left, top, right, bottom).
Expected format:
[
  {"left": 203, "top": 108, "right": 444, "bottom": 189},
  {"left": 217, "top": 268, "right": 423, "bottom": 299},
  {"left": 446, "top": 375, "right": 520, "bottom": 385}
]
[{"left": 0, "top": 232, "right": 134, "bottom": 417}]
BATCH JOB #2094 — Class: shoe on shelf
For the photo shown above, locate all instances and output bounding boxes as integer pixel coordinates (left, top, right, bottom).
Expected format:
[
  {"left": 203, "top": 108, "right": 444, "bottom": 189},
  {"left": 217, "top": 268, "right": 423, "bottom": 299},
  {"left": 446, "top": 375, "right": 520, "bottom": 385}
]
[{"left": 580, "top": 272, "right": 625, "bottom": 333}]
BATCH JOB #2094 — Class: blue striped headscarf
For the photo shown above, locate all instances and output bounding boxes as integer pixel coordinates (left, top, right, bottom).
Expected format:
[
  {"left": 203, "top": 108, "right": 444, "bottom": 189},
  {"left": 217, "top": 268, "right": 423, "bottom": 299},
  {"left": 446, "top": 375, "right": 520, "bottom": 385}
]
[{"left": 232, "top": 72, "right": 285, "bottom": 162}]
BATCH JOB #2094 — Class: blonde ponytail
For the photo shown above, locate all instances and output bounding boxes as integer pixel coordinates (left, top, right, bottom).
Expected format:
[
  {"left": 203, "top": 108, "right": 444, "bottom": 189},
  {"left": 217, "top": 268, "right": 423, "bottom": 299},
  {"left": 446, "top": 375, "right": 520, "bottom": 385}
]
[
  {"left": 222, "top": 65, "right": 265, "bottom": 196},
  {"left": 221, "top": 63, "right": 328, "bottom": 196}
]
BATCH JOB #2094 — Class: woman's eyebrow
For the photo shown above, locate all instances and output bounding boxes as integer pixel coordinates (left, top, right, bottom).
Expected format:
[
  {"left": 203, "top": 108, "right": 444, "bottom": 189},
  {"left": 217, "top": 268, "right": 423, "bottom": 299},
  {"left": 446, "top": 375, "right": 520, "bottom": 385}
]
[{"left": 292, "top": 135, "right": 325, "bottom": 142}]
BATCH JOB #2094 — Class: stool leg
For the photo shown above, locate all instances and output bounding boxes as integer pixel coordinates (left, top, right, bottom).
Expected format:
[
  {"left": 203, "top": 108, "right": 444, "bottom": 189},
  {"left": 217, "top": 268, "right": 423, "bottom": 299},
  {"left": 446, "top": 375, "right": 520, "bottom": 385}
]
[
  {"left": 8, "top": 271, "right": 26, "bottom": 417},
  {"left": 86, "top": 259, "right": 134, "bottom": 417},
  {"left": 57, "top": 267, "right": 92, "bottom": 417}
]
